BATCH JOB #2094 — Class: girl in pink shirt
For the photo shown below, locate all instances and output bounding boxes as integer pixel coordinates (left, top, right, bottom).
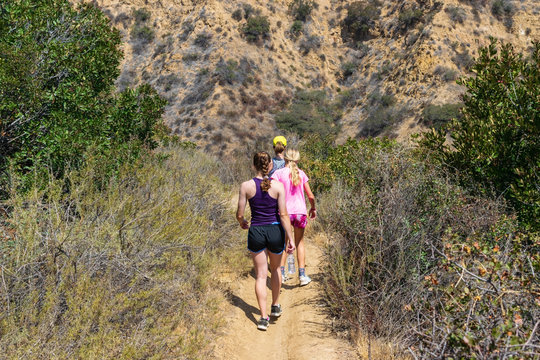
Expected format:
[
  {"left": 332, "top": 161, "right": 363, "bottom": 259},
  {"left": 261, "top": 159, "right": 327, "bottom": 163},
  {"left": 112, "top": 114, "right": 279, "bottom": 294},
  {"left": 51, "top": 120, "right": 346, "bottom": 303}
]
[{"left": 272, "top": 149, "right": 316, "bottom": 286}]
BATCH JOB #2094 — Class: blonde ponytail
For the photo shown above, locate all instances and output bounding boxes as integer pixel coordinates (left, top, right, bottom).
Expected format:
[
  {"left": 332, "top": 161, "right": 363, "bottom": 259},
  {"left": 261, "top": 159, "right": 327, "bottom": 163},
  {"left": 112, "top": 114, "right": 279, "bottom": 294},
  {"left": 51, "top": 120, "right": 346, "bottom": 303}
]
[{"left": 284, "top": 149, "right": 301, "bottom": 187}]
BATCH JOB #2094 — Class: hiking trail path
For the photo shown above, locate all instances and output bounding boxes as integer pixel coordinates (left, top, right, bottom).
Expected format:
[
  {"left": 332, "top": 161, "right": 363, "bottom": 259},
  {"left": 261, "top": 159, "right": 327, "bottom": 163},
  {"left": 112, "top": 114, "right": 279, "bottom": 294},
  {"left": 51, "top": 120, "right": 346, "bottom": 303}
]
[{"left": 213, "top": 234, "right": 359, "bottom": 360}]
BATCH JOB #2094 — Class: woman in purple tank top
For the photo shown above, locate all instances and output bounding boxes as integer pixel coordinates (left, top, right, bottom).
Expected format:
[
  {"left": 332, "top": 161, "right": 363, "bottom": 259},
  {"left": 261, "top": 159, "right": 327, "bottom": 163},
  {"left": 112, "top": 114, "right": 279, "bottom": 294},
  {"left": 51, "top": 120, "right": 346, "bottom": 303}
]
[{"left": 236, "top": 151, "right": 295, "bottom": 331}]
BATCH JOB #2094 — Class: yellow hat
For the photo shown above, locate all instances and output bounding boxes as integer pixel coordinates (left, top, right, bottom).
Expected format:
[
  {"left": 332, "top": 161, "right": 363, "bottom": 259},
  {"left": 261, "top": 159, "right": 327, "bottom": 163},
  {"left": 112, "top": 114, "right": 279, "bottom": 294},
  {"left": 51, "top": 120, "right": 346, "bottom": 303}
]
[{"left": 273, "top": 135, "right": 287, "bottom": 147}]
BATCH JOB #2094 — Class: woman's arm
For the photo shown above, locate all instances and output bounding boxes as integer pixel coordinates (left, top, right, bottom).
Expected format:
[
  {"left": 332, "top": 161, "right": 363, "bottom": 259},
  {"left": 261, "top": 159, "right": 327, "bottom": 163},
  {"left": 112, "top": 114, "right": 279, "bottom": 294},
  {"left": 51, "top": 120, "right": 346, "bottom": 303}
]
[
  {"left": 236, "top": 183, "right": 249, "bottom": 229},
  {"left": 304, "top": 182, "right": 317, "bottom": 219},
  {"left": 275, "top": 182, "right": 296, "bottom": 253}
]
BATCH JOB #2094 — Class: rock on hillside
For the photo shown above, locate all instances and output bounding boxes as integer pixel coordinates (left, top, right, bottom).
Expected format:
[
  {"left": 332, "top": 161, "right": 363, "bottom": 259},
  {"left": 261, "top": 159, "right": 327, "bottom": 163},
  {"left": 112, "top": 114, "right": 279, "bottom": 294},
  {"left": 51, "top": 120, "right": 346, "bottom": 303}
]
[{"left": 82, "top": 0, "right": 539, "bottom": 153}]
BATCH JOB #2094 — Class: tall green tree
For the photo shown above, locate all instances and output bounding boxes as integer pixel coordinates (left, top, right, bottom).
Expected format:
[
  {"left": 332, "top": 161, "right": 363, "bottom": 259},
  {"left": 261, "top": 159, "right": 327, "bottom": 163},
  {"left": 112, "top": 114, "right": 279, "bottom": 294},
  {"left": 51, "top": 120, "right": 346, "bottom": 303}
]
[
  {"left": 0, "top": 0, "right": 165, "bottom": 186},
  {"left": 420, "top": 39, "right": 539, "bottom": 229}
]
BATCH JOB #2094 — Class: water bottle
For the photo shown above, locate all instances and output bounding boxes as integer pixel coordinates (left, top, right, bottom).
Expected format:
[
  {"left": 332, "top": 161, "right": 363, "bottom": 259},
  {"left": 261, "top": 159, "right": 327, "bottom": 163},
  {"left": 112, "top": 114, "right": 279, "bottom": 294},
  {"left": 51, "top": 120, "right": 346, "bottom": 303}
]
[{"left": 287, "top": 253, "right": 295, "bottom": 274}]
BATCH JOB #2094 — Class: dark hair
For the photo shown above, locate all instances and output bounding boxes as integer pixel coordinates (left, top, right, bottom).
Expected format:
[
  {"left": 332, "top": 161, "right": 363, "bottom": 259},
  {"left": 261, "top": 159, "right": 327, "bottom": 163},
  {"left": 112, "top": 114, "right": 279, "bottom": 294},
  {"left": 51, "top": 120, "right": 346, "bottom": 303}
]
[
  {"left": 253, "top": 151, "right": 271, "bottom": 191},
  {"left": 273, "top": 142, "right": 285, "bottom": 154}
]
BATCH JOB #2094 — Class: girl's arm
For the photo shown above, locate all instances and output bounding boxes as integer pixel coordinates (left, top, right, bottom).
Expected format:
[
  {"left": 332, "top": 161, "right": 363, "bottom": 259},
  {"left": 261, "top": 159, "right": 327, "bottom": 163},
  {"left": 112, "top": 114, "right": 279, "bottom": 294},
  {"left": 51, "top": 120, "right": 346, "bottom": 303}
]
[
  {"left": 304, "top": 182, "right": 317, "bottom": 219},
  {"left": 236, "top": 183, "right": 249, "bottom": 229}
]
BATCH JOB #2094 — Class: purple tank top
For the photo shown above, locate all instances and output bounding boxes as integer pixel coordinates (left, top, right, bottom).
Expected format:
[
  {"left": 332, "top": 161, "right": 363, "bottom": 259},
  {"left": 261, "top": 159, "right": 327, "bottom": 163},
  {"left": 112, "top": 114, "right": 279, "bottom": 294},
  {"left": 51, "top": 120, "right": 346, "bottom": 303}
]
[{"left": 248, "top": 178, "right": 280, "bottom": 226}]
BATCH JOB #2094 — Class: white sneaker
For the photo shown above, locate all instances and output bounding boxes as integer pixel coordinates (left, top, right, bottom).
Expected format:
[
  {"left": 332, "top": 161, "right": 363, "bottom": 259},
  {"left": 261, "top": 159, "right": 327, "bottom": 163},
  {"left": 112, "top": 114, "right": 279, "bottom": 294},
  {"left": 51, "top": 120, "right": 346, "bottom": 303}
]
[
  {"left": 299, "top": 275, "right": 312, "bottom": 286},
  {"left": 281, "top": 273, "right": 289, "bottom": 284}
]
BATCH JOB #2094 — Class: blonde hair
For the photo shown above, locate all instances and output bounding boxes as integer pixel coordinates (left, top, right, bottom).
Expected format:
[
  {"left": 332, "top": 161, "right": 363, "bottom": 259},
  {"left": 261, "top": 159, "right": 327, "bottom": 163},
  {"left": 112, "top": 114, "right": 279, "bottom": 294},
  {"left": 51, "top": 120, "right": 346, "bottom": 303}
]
[{"left": 284, "top": 149, "right": 301, "bottom": 187}]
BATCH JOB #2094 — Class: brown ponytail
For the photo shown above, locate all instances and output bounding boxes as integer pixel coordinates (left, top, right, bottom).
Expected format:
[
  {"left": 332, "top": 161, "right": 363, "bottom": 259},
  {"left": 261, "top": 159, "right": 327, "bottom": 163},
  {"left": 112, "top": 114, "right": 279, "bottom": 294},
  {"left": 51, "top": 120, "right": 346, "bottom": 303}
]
[
  {"left": 253, "top": 151, "right": 272, "bottom": 192},
  {"left": 284, "top": 149, "right": 301, "bottom": 187},
  {"left": 273, "top": 142, "right": 285, "bottom": 155}
]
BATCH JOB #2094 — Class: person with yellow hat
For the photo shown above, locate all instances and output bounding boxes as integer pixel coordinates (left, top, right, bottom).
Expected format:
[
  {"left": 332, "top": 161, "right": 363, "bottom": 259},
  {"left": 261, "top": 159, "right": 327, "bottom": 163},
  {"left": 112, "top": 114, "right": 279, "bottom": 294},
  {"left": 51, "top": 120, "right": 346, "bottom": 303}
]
[{"left": 269, "top": 136, "right": 287, "bottom": 177}]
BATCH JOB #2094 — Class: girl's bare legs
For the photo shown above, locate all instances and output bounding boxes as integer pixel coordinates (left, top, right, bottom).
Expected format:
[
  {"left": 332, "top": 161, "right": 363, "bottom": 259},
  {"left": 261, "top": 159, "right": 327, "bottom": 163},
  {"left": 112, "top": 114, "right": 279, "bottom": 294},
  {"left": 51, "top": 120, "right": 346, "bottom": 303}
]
[
  {"left": 252, "top": 250, "right": 269, "bottom": 318},
  {"left": 294, "top": 226, "right": 306, "bottom": 268},
  {"left": 267, "top": 251, "right": 283, "bottom": 305},
  {"left": 252, "top": 250, "right": 283, "bottom": 318}
]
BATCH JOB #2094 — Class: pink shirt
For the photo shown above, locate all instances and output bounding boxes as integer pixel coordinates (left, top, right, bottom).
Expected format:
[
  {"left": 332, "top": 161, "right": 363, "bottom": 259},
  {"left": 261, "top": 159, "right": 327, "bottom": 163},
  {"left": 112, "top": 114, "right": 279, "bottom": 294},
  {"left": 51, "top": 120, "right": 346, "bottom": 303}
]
[{"left": 272, "top": 167, "right": 309, "bottom": 215}]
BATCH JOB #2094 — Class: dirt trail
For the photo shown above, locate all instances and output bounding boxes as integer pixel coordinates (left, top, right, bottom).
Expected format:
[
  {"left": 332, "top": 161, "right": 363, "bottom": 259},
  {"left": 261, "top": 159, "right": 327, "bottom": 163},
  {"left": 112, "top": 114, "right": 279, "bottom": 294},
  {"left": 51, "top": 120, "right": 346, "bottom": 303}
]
[{"left": 213, "top": 235, "right": 359, "bottom": 360}]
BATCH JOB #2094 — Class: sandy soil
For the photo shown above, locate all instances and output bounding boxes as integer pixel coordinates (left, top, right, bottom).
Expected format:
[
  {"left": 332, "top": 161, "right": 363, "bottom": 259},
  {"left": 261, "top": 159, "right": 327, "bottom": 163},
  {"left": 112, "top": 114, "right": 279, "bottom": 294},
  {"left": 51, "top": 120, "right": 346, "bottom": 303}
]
[{"left": 212, "top": 236, "right": 359, "bottom": 360}]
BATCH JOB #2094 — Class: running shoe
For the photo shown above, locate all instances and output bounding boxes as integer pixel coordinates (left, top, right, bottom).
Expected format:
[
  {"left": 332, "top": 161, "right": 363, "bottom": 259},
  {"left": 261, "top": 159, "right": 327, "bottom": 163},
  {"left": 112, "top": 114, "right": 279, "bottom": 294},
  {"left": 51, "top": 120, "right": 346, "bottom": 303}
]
[
  {"left": 299, "top": 275, "right": 312, "bottom": 286},
  {"left": 270, "top": 304, "right": 282, "bottom": 317},
  {"left": 281, "top": 273, "right": 289, "bottom": 284},
  {"left": 257, "top": 316, "right": 270, "bottom": 331}
]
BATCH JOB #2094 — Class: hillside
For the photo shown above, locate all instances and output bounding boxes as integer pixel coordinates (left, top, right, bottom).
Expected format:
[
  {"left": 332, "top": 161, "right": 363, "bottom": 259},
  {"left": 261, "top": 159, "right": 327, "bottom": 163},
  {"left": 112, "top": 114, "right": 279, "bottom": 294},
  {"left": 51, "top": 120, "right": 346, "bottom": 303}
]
[{"left": 83, "top": 0, "right": 538, "bottom": 153}]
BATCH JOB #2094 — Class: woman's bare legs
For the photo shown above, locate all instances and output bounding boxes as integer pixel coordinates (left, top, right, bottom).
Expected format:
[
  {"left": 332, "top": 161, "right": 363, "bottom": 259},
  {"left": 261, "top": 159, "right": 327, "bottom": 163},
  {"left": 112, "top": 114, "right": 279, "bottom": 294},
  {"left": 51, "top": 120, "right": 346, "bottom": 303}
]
[
  {"left": 267, "top": 251, "right": 283, "bottom": 306},
  {"left": 252, "top": 250, "right": 269, "bottom": 318},
  {"left": 252, "top": 250, "right": 283, "bottom": 318},
  {"left": 294, "top": 226, "right": 306, "bottom": 268}
]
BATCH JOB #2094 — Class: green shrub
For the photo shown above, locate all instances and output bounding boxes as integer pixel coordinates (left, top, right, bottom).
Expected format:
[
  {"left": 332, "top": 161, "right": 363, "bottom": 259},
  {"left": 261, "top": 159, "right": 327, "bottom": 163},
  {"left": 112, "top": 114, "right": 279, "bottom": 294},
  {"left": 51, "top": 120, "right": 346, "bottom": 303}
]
[
  {"left": 491, "top": 0, "right": 514, "bottom": 18},
  {"left": 290, "top": 20, "right": 304, "bottom": 37},
  {"left": 242, "top": 15, "right": 270, "bottom": 42},
  {"left": 289, "top": 0, "right": 317, "bottom": 22},
  {"left": 422, "top": 103, "right": 463, "bottom": 129},
  {"left": 303, "top": 138, "right": 537, "bottom": 358},
  {"left": 215, "top": 59, "right": 238, "bottom": 84},
  {"left": 0, "top": 0, "right": 165, "bottom": 191},
  {"left": 398, "top": 8, "right": 423, "bottom": 29},
  {"left": 131, "top": 25, "right": 155, "bottom": 43},
  {"left": 419, "top": 39, "right": 540, "bottom": 229},
  {"left": 232, "top": 8, "right": 243, "bottom": 21},
  {"left": 410, "top": 228, "right": 539, "bottom": 358},
  {"left": 275, "top": 90, "right": 341, "bottom": 137},
  {"left": 341, "top": 1, "right": 381, "bottom": 42},
  {"left": 341, "top": 62, "right": 357, "bottom": 79},
  {"left": 132, "top": 8, "right": 151, "bottom": 23},
  {"left": 0, "top": 145, "right": 247, "bottom": 358},
  {"left": 193, "top": 32, "right": 212, "bottom": 48}
]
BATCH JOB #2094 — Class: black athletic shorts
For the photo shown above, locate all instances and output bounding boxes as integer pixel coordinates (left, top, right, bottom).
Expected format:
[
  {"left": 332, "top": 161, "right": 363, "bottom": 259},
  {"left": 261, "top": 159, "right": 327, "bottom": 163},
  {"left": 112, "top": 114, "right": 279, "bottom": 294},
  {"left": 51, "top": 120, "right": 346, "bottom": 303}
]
[{"left": 247, "top": 224, "right": 285, "bottom": 254}]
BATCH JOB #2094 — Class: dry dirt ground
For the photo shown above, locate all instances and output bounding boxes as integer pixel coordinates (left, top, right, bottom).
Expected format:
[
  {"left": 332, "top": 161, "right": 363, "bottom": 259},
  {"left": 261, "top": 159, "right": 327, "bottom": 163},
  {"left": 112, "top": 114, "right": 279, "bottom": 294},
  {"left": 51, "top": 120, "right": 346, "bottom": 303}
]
[{"left": 213, "top": 236, "right": 359, "bottom": 360}]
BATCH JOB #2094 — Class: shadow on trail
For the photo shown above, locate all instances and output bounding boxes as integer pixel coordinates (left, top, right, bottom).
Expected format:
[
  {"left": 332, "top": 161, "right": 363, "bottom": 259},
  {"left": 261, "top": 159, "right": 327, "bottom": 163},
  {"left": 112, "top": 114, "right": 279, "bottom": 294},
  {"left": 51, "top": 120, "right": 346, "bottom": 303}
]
[{"left": 227, "top": 292, "right": 259, "bottom": 325}]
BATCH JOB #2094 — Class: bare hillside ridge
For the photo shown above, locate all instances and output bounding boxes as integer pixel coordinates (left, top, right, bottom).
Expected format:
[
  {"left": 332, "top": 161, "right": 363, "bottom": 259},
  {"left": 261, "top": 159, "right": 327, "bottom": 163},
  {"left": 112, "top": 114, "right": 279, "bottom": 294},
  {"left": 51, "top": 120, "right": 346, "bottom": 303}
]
[{"left": 80, "top": 0, "right": 539, "bottom": 153}]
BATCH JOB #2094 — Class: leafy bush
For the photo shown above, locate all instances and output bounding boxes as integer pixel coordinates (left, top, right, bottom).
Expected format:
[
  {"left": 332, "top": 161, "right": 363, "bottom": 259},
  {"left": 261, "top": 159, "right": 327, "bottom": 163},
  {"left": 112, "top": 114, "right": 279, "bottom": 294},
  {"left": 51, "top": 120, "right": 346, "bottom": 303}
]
[
  {"left": 422, "top": 103, "right": 463, "bottom": 129},
  {"left": 419, "top": 39, "right": 540, "bottom": 229},
  {"left": 131, "top": 25, "right": 155, "bottom": 43},
  {"left": 341, "top": 62, "right": 357, "bottom": 79},
  {"left": 214, "top": 57, "right": 254, "bottom": 85},
  {"left": 215, "top": 59, "right": 239, "bottom": 85},
  {"left": 289, "top": 0, "right": 317, "bottom": 22},
  {"left": 133, "top": 8, "right": 151, "bottom": 23},
  {"left": 360, "top": 105, "right": 404, "bottom": 137},
  {"left": 193, "top": 32, "right": 213, "bottom": 48},
  {"left": 0, "top": 0, "right": 165, "bottom": 190},
  {"left": 0, "top": 145, "right": 247, "bottom": 358},
  {"left": 275, "top": 90, "right": 341, "bottom": 137},
  {"left": 398, "top": 8, "right": 423, "bottom": 29},
  {"left": 341, "top": 1, "right": 381, "bottom": 42},
  {"left": 410, "top": 228, "right": 539, "bottom": 358},
  {"left": 242, "top": 15, "right": 270, "bottom": 42},
  {"left": 232, "top": 8, "right": 243, "bottom": 21},
  {"left": 303, "top": 137, "right": 537, "bottom": 358},
  {"left": 290, "top": 20, "right": 304, "bottom": 38},
  {"left": 491, "top": 0, "right": 514, "bottom": 18}
]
